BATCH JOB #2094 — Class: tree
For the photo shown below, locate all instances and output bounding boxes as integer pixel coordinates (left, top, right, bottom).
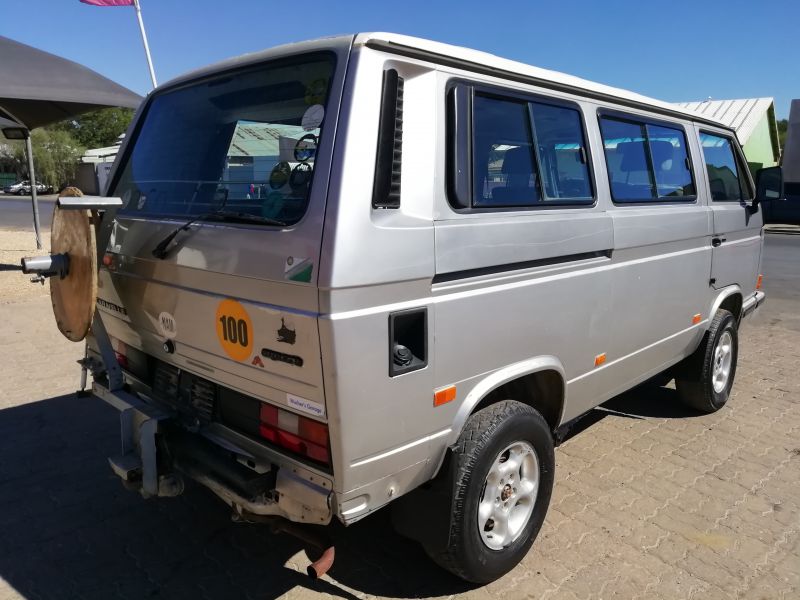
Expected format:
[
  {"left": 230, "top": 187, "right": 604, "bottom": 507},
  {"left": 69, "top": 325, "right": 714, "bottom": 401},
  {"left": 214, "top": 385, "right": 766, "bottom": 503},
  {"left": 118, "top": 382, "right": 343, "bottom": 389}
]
[
  {"left": 777, "top": 119, "right": 788, "bottom": 152},
  {"left": 0, "top": 108, "right": 130, "bottom": 187},
  {"left": 33, "top": 129, "right": 85, "bottom": 188},
  {"left": 4, "top": 129, "right": 85, "bottom": 188},
  {"left": 0, "top": 142, "right": 18, "bottom": 174},
  {"left": 52, "top": 107, "right": 134, "bottom": 149}
]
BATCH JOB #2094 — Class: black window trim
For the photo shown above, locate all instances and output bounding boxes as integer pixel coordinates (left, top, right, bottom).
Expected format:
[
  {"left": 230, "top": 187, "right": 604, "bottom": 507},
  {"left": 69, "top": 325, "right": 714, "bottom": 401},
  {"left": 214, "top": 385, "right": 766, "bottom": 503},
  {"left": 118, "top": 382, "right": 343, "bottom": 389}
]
[
  {"left": 446, "top": 79, "right": 598, "bottom": 213},
  {"left": 367, "top": 39, "right": 731, "bottom": 132},
  {"left": 697, "top": 129, "right": 754, "bottom": 203},
  {"left": 597, "top": 108, "right": 698, "bottom": 206}
]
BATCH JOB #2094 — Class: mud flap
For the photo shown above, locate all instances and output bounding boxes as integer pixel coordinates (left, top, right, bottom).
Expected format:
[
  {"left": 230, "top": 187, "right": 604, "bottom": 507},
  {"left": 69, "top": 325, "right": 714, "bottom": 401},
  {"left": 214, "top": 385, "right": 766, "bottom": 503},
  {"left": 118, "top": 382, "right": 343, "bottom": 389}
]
[{"left": 390, "top": 449, "right": 454, "bottom": 552}]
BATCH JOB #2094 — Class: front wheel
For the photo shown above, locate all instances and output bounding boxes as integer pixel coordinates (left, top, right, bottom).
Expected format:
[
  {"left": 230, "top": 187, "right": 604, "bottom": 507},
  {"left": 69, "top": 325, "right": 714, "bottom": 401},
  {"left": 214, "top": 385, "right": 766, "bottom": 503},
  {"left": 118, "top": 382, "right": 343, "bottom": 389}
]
[
  {"left": 676, "top": 308, "right": 738, "bottom": 413},
  {"left": 427, "top": 400, "right": 554, "bottom": 583}
]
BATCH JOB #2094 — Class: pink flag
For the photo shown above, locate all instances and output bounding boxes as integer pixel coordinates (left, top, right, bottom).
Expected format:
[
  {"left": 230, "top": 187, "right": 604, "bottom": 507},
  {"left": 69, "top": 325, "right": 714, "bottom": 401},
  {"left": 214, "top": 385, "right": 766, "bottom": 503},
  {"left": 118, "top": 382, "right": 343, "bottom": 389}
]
[{"left": 80, "top": 0, "right": 134, "bottom": 6}]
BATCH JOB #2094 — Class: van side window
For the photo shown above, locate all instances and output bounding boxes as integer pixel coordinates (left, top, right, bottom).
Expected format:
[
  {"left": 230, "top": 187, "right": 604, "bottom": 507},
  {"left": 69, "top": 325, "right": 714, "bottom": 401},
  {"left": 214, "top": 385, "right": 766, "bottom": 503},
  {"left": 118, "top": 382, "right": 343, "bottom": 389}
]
[
  {"left": 530, "top": 103, "right": 593, "bottom": 200},
  {"left": 459, "top": 90, "right": 594, "bottom": 209},
  {"left": 699, "top": 133, "right": 752, "bottom": 201},
  {"left": 647, "top": 124, "right": 696, "bottom": 198},
  {"left": 473, "top": 95, "right": 539, "bottom": 207},
  {"left": 600, "top": 116, "right": 695, "bottom": 202}
]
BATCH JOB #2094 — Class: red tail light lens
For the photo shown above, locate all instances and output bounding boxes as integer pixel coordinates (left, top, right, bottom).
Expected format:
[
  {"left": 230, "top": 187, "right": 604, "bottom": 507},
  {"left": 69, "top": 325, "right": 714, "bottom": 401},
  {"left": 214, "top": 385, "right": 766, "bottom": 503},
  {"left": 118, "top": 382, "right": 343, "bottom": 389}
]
[
  {"left": 258, "top": 403, "right": 330, "bottom": 465},
  {"left": 114, "top": 352, "right": 128, "bottom": 369},
  {"left": 110, "top": 337, "right": 128, "bottom": 369},
  {"left": 276, "top": 430, "right": 305, "bottom": 454},
  {"left": 259, "top": 403, "right": 279, "bottom": 426}
]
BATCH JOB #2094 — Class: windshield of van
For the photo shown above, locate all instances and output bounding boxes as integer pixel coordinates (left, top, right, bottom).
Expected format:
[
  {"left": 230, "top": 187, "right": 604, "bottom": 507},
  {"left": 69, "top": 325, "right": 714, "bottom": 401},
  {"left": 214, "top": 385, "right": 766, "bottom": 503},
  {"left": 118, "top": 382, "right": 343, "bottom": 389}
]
[{"left": 112, "top": 54, "right": 335, "bottom": 225}]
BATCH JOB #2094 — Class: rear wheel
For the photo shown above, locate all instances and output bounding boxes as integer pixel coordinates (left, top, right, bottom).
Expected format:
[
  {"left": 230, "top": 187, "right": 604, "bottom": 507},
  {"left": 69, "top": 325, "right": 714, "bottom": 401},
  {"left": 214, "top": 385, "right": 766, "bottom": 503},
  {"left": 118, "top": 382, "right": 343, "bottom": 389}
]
[
  {"left": 427, "top": 400, "right": 554, "bottom": 583},
  {"left": 676, "top": 309, "right": 738, "bottom": 413}
]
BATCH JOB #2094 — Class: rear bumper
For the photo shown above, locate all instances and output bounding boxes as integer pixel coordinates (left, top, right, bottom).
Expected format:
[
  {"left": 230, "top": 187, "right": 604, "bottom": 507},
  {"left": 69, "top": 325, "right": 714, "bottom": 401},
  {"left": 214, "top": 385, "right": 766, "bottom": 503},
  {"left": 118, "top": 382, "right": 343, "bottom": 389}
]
[
  {"left": 93, "top": 380, "right": 333, "bottom": 525},
  {"left": 741, "top": 290, "right": 765, "bottom": 319}
]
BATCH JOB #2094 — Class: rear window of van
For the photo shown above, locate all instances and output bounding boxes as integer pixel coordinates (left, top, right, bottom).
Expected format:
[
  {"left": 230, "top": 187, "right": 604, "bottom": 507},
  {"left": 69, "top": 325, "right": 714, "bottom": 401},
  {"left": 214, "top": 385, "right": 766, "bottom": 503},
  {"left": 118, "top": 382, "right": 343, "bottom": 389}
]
[{"left": 112, "top": 54, "right": 335, "bottom": 225}]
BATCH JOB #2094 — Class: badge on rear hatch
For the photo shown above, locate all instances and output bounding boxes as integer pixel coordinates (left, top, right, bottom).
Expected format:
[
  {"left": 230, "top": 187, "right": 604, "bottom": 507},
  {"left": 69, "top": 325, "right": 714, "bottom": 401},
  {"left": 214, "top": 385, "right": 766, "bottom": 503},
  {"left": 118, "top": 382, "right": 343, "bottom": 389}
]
[
  {"left": 261, "top": 347, "right": 303, "bottom": 367},
  {"left": 158, "top": 311, "right": 177, "bottom": 339}
]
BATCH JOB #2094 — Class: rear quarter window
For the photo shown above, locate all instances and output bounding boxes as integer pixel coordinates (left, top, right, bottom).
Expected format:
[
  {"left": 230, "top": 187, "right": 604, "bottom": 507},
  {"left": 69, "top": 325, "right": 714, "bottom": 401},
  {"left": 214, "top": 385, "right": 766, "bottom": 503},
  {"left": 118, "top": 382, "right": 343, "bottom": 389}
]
[
  {"left": 473, "top": 95, "right": 539, "bottom": 207},
  {"left": 449, "top": 84, "right": 594, "bottom": 210}
]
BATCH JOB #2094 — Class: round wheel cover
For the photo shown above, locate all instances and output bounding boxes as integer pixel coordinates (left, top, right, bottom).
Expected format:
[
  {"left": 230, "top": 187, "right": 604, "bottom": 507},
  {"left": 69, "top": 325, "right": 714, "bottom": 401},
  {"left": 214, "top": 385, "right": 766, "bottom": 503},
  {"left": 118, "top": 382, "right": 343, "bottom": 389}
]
[{"left": 50, "top": 204, "right": 97, "bottom": 342}]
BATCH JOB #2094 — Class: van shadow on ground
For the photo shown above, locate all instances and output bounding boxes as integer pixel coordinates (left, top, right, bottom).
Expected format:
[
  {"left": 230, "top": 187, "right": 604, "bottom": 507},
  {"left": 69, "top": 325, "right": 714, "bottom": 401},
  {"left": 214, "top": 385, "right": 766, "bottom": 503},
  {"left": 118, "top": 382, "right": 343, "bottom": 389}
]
[
  {"left": 0, "top": 378, "right": 699, "bottom": 599},
  {"left": 0, "top": 394, "right": 469, "bottom": 600},
  {"left": 558, "top": 377, "right": 702, "bottom": 444}
]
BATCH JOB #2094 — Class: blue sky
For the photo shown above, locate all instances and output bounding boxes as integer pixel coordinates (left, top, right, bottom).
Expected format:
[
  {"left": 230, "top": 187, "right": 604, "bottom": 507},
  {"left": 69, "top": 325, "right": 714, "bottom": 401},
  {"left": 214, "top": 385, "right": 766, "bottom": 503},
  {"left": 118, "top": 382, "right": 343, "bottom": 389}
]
[{"left": 3, "top": 0, "right": 799, "bottom": 118}]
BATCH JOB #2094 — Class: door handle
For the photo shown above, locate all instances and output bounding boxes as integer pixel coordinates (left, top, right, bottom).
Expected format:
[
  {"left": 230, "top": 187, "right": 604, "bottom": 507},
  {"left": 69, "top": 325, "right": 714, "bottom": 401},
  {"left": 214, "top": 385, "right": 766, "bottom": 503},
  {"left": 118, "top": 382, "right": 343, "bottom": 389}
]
[{"left": 711, "top": 237, "right": 726, "bottom": 247}]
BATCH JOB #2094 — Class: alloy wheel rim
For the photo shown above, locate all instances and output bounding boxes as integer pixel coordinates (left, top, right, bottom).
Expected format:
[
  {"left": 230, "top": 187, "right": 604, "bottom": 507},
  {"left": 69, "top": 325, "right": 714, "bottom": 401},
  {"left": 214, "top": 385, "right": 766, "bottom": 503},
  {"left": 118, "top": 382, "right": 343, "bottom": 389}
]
[
  {"left": 712, "top": 330, "right": 734, "bottom": 394},
  {"left": 477, "top": 441, "right": 539, "bottom": 550}
]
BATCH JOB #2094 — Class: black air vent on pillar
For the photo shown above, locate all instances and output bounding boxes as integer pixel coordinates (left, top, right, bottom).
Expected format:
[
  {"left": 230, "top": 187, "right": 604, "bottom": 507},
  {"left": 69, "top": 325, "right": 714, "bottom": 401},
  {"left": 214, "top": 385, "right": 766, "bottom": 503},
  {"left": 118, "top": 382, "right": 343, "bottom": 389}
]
[{"left": 372, "top": 69, "right": 404, "bottom": 208}]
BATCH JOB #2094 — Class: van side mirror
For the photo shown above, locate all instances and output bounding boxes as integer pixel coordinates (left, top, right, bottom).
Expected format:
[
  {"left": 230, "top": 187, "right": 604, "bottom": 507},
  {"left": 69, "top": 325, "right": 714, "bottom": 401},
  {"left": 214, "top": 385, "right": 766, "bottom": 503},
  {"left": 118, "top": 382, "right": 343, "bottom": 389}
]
[{"left": 753, "top": 166, "right": 783, "bottom": 211}]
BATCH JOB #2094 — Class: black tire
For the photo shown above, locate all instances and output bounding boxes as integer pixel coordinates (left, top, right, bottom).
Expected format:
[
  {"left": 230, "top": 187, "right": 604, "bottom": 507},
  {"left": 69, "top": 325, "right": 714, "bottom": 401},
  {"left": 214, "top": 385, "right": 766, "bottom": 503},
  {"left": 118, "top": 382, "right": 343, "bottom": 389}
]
[
  {"left": 427, "top": 400, "right": 554, "bottom": 584},
  {"left": 676, "top": 308, "right": 738, "bottom": 413}
]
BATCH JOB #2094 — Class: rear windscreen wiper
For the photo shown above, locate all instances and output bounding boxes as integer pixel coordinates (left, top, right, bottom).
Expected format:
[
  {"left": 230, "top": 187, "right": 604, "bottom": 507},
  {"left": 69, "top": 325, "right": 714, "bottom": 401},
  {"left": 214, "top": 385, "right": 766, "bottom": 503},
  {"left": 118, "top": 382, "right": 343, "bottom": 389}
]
[
  {"left": 151, "top": 210, "right": 286, "bottom": 259},
  {"left": 203, "top": 210, "right": 287, "bottom": 227}
]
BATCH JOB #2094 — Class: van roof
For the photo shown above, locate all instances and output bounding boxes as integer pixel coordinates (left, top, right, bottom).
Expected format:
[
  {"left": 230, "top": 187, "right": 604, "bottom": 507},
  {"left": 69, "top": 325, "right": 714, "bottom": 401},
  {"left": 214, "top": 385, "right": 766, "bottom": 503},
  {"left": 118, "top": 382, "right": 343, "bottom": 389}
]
[
  {"left": 155, "top": 34, "right": 355, "bottom": 93},
  {"left": 156, "top": 32, "right": 731, "bottom": 133},
  {"left": 355, "top": 32, "right": 730, "bottom": 131}
]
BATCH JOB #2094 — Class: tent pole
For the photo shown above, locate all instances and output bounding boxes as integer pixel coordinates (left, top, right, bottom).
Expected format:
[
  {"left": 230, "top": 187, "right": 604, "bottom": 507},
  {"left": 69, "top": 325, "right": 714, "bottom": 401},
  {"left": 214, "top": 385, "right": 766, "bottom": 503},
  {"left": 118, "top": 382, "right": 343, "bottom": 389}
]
[
  {"left": 133, "top": 0, "right": 157, "bottom": 88},
  {"left": 25, "top": 135, "right": 42, "bottom": 250}
]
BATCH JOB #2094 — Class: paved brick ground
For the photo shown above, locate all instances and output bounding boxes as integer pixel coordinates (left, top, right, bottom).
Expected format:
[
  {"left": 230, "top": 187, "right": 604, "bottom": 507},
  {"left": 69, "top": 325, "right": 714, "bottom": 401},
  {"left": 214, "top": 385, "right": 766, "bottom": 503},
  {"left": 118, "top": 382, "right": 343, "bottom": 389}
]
[{"left": 0, "top": 233, "right": 798, "bottom": 599}]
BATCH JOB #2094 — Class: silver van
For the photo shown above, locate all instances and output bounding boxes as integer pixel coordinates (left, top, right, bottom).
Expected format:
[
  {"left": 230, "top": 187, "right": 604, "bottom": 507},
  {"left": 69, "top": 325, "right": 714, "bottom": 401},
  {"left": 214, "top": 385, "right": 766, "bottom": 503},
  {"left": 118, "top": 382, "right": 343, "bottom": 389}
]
[{"left": 26, "top": 33, "right": 782, "bottom": 583}]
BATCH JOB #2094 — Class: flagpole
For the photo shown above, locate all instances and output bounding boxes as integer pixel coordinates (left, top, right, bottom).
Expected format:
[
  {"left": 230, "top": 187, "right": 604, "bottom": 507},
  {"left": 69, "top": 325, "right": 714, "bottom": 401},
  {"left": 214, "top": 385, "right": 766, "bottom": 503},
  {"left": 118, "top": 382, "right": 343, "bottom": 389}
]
[{"left": 132, "top": 0, "right": 157, "bottom": 88}]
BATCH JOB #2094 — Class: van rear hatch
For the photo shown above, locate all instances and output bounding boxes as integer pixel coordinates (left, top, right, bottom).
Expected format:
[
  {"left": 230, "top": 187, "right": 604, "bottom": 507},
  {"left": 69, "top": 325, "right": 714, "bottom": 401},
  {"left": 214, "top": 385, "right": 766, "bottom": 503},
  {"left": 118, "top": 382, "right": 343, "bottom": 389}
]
[{"left": 95, "top": 43, "right": 350, "bottom": 465}]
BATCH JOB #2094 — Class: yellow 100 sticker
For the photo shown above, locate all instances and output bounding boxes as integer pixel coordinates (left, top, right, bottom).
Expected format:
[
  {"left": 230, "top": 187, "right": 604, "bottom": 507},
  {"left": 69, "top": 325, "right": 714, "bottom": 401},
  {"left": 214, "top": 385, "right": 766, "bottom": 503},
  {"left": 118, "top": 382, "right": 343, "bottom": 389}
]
[{"left": 215, "top": 298, "right": 253, "bottom": 362}]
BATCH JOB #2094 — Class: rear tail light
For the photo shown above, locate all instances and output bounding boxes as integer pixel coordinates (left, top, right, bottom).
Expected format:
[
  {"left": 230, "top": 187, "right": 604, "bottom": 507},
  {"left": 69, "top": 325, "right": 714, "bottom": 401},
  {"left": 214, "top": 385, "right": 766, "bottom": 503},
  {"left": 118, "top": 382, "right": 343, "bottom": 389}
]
[
  {"left": 756, "top": 274, "right": 763, "bottom": 290},
  {"left": 259, "top": 403, "right": 330, "bottom": 465},
  {"left": 110, "top": 337, "right": 128, "bottom": 369},
  {"left": 114, "top": 352, "right": 128, "bottom": 369}
]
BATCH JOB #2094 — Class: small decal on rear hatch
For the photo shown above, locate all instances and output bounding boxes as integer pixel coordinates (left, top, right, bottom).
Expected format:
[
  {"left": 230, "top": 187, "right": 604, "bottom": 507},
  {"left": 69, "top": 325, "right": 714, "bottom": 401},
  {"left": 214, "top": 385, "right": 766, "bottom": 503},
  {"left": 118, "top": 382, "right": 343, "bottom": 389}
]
[
  {"left": 261, "top": 347, "right": 303, "bottom": 367},
  {"left": 215, "top": 299, "right": 253, "bottom": 362},
  {"left": 284, "top": 256, "right": 313, "bottom": 283},
  {"left": 158, "top": 311, "right": 177, "bottom": 339},
  {"left": 287, "top": 393, "right": 325, "bottom": 418}
]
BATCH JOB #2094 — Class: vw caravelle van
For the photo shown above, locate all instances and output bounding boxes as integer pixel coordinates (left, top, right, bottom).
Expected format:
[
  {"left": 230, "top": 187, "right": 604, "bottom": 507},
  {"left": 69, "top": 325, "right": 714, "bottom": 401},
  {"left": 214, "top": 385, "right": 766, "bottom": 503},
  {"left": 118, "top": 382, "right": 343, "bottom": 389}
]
[{"left": 38, "top": 33, "right": 781, "bottom": 583}]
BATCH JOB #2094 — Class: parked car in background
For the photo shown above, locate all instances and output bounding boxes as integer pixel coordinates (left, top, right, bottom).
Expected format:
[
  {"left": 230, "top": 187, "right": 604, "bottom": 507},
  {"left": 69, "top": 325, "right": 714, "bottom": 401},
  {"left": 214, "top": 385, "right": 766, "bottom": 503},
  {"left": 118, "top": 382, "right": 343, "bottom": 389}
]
[
  {"left": 763, "top": 182, "right": 800, "bottom": 224},
  {"left": 3, "top": 180, "right": 28, "bottom": 194},
  {"left": 2, "top": 180, "right": 53, "bottom": 195}
]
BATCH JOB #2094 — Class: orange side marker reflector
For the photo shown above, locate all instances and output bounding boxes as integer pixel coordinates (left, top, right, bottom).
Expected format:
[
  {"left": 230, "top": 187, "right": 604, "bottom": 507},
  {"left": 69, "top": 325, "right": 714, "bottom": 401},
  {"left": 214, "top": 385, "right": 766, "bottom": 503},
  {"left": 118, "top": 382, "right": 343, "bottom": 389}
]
[
  {"left": 434, "top": 385, "right": 456, "bottom": 407},
  {"left": 594, "top": 353, "right": 606, "bottom": 367},
  {"left": 692, "top": 314, "right": 702, "bottom": 325},
  {"left": 756, "top": 274, "right": 763, "bottom": 290}
]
